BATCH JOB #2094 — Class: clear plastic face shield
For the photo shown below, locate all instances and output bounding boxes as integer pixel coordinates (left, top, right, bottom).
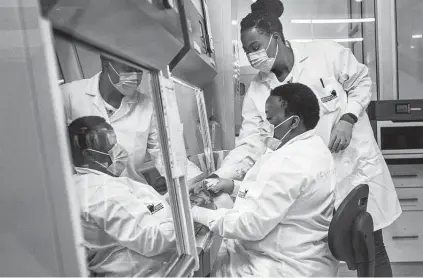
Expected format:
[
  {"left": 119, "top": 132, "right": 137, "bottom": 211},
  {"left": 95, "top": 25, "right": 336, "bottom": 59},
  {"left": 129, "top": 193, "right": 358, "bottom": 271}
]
[{"left": 74, "top": 128, "right": 129, "bottom": 176}]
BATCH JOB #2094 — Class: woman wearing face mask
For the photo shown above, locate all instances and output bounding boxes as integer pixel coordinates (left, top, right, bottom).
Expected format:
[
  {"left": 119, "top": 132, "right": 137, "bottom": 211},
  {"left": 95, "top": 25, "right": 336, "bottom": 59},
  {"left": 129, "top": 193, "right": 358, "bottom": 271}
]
[
  {"left": 68, "top": 116, "right": 177, "bottom": 277},
  {"left": 210, "top": 1, "right": 400, "bottom": 275},
  {"left": 61, "top": 55, "right": 203, "bottom": 192},
  {"left": 193, "top": 83, "right": 338, "bottom": 277}
]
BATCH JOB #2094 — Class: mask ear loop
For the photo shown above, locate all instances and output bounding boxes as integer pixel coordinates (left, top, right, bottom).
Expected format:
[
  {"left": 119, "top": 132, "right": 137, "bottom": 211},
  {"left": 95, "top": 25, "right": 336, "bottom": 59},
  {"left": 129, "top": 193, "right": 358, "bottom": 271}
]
[
  {"left": 108, "top": 62, "right": 122, "bottom": 86},
  {"left": 275, "top": 115, "right": 300, "bottom": 149}
]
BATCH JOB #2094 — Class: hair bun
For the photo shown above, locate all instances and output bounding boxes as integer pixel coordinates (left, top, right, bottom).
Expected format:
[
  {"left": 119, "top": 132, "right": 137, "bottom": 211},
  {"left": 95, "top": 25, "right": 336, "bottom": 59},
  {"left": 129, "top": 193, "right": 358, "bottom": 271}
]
[{"left": 251, "top": 0, "right": 284, "bottom": 18}]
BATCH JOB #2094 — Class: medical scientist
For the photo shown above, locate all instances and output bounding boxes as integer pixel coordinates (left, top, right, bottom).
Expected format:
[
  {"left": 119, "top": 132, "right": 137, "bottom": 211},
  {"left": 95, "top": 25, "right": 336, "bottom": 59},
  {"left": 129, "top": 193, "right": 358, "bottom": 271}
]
[
  {"left": 61, "top": 55, "right": 202, "bottom": 192},
  {"left": 68, "top": 115, "right": 176, "bottom": 277},
  {"left": 209, "top": 0, "right": 401, "bottom": 275},
  {"left": 193, "top": 83, "right": 338, "bottom": 277}
]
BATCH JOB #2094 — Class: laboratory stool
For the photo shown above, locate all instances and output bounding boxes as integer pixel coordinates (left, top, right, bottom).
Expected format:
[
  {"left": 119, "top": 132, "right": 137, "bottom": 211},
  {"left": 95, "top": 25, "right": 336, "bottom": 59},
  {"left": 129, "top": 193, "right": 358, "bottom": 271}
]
[{"left": 328, "top": 184, "right": 375, "bottom": 277}]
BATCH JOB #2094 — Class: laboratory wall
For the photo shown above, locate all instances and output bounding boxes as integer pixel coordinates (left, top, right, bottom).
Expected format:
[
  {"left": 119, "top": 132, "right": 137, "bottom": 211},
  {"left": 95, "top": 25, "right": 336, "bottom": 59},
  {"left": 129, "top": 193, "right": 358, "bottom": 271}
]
[{"left": 203, "top": 0, "right": 234, "bottom": 150}]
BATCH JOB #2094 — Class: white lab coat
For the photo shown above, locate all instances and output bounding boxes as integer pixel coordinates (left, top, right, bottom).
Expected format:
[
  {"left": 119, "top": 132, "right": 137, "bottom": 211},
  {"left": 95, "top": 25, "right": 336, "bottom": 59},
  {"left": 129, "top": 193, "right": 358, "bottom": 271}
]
[
  {"left": 192, "top": 130, "right": 339, "bottom": 277},
  {"left": 61, "top": 73, "right": 203, "bottom": 183},
  {"left": 73, "top": 167, "right": 176, "bottom": 277},
  {"left": 215, "top": 40, "right": 401, "bottom": 231}
]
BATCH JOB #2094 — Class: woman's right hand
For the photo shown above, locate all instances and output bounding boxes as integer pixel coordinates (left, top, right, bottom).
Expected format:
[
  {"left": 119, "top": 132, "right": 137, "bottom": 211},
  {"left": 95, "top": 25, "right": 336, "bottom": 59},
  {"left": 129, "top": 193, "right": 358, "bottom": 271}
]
[{"left": 203, "top": 178, "right": 234, "bottom": 194}]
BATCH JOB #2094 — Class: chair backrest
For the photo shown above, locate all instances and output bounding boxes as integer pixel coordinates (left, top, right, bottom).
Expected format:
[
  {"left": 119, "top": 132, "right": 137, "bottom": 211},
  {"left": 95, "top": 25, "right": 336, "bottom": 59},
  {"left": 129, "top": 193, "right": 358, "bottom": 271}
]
[{"left": 328, "top": 184, "right": 375, "bottom": 277}]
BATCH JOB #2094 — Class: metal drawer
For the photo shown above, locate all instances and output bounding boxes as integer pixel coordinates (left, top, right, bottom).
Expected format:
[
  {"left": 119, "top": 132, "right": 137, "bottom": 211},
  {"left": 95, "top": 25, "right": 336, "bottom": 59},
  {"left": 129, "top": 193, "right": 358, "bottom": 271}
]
[
  {"left": 389, "top": 164, "right": 423, "bottom": 188},
  {"left": 396, "top": 188, "right": 423, "bottom": 211},
  {"left": 384, "top": 211, "right": 423, "bottom": 262}
]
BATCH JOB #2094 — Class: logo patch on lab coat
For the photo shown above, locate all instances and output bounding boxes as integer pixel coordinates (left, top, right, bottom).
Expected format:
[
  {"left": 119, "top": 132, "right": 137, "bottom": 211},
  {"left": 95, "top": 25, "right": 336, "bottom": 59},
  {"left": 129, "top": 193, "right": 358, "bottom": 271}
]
[
  {"left": 147, "top": 203, "right": 164, "bottom": 214},
  {"left": 320, "top": 90, "right": 338, "bottom": 103},
  {"left": 238, "top": 189, "right": 248, "bottom": 199}
]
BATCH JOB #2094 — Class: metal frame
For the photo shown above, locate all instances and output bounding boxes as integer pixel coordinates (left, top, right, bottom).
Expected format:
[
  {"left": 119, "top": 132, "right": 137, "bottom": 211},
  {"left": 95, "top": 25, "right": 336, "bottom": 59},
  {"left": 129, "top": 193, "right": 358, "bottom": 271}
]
[
  {"left": 151, "top": 72, "right": 199, "bottom": 275},
  {"left": 375, "top": 0, "right": 398, "bottom": 100},
  {"left": 171, "top": 76, "right": 216, "bottom": 174}
]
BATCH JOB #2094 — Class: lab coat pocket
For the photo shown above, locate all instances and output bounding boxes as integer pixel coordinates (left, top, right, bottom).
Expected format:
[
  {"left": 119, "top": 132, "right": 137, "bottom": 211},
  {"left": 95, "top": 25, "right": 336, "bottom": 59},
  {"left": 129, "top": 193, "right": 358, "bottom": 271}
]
[{"left": 315, "top": 77, "right": 345, "bottom": 114}]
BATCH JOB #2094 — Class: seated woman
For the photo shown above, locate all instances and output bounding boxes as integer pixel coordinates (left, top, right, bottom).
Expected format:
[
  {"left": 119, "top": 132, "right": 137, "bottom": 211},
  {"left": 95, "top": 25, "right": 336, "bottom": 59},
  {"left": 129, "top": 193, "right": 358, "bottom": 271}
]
[
  {"left": 192, "top": 83, "right": 339, "bottom": 277},
  {"left": 68, "top": 116, "right": 177, "bottom": 277}
]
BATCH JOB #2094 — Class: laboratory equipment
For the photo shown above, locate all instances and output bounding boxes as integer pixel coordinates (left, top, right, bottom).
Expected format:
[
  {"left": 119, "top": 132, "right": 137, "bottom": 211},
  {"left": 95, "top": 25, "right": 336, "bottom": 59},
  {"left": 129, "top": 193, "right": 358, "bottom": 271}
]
[
  {"left": 170, "top": 0, "right": 217, "bottom": 87},
  {"left": 370, "top": 100, "right": 423, "bottom": 159},
  {"left": 367, "top": 99, "right": 423, "bottom": 269},
  {"left": 33, "top": 0, "right": 203, "bottom": 276}
]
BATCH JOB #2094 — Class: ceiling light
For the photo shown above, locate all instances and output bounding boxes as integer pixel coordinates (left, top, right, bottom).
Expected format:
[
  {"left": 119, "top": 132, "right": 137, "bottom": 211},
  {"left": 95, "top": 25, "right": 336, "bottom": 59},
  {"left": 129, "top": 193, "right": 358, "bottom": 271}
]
[
  {"left": 291, "top": 18, "right": 375, "bottom": 24},
  {"left": 412, "top": 34, "right": 422, "bottom": 39},
  {"left": 232, "top": 20, "right": 237, "bottom": 25}
]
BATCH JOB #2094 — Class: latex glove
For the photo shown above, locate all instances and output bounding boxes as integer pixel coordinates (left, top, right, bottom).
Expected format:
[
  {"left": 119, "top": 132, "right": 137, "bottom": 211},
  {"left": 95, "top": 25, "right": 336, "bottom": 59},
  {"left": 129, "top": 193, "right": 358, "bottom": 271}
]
[
  {"left": 190, "top": 190, "right": 213, "bottom": 207},
  {"left": 329, "top": 120, "right": 353, "bottom": 153},
  {"left": 203, "top": 178, "right": 234, "bottom": 194}
]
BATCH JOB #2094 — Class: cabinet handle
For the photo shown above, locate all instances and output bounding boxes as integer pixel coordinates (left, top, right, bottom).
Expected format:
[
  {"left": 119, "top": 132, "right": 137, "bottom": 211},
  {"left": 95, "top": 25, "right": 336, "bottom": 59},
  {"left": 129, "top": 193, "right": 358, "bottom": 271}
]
[
  {"left": 399, "top": 198, "right": 419, "bottom": 203},
  {"left": 392, "top": 235, "right": 419, "bottom": 240},
  {"left": 392, "top": 174, "right": 418, "bottom": 178}
]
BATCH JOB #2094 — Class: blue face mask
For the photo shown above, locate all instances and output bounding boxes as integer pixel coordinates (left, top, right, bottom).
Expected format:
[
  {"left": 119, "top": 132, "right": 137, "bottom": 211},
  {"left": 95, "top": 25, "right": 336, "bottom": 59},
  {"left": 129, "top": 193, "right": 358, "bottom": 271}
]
[{"left": 264, "top": 115, "right": 299, "bottom": 151}]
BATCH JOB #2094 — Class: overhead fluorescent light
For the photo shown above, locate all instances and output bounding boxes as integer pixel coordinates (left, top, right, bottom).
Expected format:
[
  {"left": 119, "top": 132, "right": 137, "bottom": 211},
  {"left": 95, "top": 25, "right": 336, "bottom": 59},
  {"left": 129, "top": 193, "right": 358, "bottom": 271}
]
[
  {"left": 412, "top": 34, "right": 422, "bottom": 39},
  {"left": 291, "top": 18, "right": 375, "bottom": 24},
  {"left": 411, "top": 45, "right": 416, "bottom": 49},
  {"left": 232, "top": 20, "right": 238, "bottom": 25},
  {"left": 290, "top": 38, "right": 364, "bottom": 43}
]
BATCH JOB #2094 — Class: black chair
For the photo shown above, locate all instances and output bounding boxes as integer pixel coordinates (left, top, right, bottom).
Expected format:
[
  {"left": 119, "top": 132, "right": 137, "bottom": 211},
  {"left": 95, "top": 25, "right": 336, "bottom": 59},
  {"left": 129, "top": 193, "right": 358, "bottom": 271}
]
[{"left": 328, "top": 184, "right": 375, "bottom": 277}]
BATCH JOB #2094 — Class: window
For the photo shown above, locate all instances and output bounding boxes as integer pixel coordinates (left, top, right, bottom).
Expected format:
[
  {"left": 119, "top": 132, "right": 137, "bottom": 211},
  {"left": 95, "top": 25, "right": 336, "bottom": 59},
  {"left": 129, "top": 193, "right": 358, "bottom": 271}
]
[{"left": 396, "top": 0, "right": 423, "bottom": 100}]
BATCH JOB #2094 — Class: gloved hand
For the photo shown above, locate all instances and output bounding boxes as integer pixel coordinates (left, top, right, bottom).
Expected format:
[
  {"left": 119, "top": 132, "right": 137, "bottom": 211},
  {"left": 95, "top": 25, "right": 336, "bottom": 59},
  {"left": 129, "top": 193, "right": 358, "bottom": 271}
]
[
  {"left": 190, "top": 190, "right": 213, "bottom": 208},
  {"left": 329, "top": 120, "right": 353, "bottom": 153},
  {"left": 203, "top": 178, "right": 235, "bottom": 194}
]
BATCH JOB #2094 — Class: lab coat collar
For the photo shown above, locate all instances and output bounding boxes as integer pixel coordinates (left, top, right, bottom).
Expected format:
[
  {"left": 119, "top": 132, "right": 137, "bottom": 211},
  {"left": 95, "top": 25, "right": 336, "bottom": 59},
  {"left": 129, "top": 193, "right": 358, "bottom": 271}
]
[
  {"left": 85, "top": 72, "right": 141, "bottom": 104},
  {"left": 281, "top": 129, "right": 316, "bottom": 149},
  {"left": 258, "top": 41, "right": 309, "bottom": 84}
]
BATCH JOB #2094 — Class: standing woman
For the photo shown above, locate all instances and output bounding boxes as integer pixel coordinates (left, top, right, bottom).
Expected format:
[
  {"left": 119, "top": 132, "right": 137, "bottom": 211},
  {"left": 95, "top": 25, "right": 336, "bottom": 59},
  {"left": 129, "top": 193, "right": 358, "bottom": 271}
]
[{"left": 212, "top": 0, "right": 401, "bottom": 275}]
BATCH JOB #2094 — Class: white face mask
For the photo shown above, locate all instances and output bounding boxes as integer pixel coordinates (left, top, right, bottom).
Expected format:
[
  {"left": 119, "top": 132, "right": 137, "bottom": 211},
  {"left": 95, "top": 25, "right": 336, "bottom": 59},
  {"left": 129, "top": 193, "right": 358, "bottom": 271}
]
[
  {"left": 86, "top": 144, "right": 129, "bottom": 176},
  {"left": 247, "top": 34, "right": 279, "bottom": 73},
  {"left": 264, "top": 115, "right": 298, "bottom": 151},
  {"left": 108, "top": 63, "right": 142, "bottom": 97}
]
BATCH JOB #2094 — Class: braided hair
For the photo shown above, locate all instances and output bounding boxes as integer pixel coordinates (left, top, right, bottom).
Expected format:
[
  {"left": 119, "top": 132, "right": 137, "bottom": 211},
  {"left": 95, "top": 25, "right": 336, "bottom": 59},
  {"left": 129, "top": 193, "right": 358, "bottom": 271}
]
[{"left": 240, "top": 0, "right": 286, "bottom": 42}]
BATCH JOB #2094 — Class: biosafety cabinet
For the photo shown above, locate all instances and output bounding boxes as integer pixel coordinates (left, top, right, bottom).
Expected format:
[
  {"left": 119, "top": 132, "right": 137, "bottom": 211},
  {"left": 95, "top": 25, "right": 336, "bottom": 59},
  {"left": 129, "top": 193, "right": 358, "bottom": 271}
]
[{"left": 0, "top": 0, "right": 227, "bottom": 276}]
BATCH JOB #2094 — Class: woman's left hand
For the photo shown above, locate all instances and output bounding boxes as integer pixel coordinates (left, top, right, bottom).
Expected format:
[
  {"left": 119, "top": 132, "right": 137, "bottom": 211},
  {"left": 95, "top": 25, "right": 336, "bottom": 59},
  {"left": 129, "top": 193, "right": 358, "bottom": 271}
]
[{"left": 329, "top": 120, "right": 353, "bottom": 153}]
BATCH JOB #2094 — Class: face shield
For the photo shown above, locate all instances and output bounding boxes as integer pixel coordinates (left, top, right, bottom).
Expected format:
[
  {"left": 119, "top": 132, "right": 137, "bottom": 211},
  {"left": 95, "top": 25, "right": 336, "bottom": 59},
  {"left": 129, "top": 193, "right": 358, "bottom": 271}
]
[{"left": 73, "top": 128, "right": 129, "bottom": 176}]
